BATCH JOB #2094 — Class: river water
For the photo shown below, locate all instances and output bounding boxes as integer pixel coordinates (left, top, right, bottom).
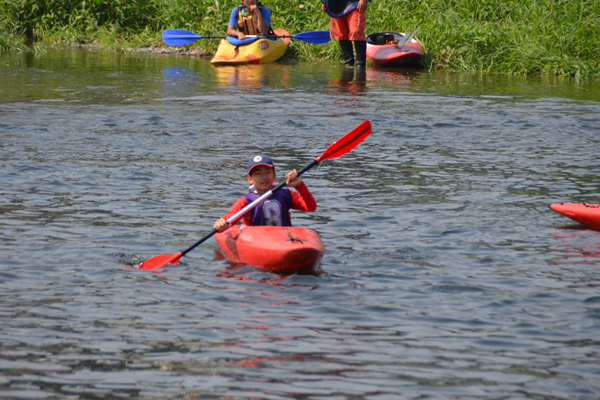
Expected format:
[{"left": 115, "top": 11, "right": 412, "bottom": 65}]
[{"left": 1, "top": 47, "right": 600, "bottom": 399}]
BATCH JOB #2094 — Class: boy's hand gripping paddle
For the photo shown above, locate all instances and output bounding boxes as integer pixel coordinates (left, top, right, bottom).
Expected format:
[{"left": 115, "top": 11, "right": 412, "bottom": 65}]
[{"left": 136, "top": 120, "right": 372, "bottom": 270}]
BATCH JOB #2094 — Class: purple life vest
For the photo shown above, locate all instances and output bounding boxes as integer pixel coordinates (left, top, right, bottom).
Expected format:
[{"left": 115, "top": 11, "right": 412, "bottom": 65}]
[
  {"left": 322, "top": 0, "right": 359, "bottom": 17},
  {"left": 244, "top": 188, "right": 293, "bottom": 226}
]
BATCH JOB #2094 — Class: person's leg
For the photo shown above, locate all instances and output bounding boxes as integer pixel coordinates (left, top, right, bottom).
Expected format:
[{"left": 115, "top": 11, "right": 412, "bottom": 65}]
[
  {"left": 347, "top": 8, "right": 367, "bottom": 68},
  {"left": 339, "top": 40, "right": 355, "bottom": 67},
  {"left": 354, "top": 40, "right": 367, "bottom": 68},
  {"left": 330, "top": 14, "right": 354, "bottom": 67},
  {"left": 347, "top": 9, "right": 367, "bottom": 42}
]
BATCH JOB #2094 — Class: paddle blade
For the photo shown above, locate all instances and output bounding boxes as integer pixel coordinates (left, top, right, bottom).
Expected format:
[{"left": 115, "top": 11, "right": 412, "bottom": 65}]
[
  {"left": 292, "top": 31, "right": 331, "bottom": 44},
  {"left": 137, "top": 252, "right": 183, "bottom": 270},
  {"left": 316, "top": 120, "right": 372, "bottom": 162},
  {"left": 162, "top": 29, "right": 202, "bottom": 46},
  {"left": 397, "top": 30, "right": 417, "bottom": 48}
]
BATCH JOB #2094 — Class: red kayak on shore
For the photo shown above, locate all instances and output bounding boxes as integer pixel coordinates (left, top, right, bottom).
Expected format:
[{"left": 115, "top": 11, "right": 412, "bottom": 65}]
[
  {"left": 551, "top": 203, "right": 600, "bottom": 229},
  {"left": 366, "top": 31, "right": 424, "bottom": 67},
  {"left": 215, "top": 225, "right": 325, "bottom": 275}
]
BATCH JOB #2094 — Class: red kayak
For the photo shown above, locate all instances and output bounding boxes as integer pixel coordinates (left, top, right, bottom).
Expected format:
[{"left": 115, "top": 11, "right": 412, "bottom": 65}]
[
  {"left": 215, "top": 225, "right": 325, "bottom": 275},
  {"left": 366, "top": 31, "right": 424, "bottom": 67},
  {"left": 551, "top": 203, "right": 600, "bottom": 229}
]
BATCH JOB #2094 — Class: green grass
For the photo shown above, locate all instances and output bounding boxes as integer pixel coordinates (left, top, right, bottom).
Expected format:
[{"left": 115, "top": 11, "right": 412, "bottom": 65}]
[{"left": 1, "top": 0, "right": 599, "bottom": 77}]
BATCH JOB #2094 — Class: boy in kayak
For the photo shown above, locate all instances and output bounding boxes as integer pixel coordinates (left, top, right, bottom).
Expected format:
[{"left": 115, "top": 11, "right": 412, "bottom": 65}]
[
  {"left": 321, "top": 0, "right": 370, "bottom": 68},
  {"left": 227, "top": 0, "right": 273, "bottom": 40},
  {"left": 214, "top": 154, "right": 317, "bottom": 231}
]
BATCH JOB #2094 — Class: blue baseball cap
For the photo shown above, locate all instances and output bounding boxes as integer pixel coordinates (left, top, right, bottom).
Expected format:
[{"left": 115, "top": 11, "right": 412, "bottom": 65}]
[{"left": 247, "top": 154, "right": 274, "bottom": 174}]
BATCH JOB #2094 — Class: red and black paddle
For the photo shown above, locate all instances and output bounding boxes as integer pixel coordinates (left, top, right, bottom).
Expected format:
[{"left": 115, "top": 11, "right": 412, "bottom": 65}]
[{"left": 136, "top": 120, "right": 372, "bottom": 270}]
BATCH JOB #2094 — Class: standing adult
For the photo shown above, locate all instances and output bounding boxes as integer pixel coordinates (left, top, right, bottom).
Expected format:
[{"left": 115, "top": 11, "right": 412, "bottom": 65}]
[{"left": 321, "top": 0, "right": 370, "bottom": 68}]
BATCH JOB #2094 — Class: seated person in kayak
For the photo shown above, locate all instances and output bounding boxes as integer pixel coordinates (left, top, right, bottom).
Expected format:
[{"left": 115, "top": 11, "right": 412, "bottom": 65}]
[
  {"left": 214, "top": 154, "right": 317, "bottom": 232},
  {"left": 227, "top": 0, "right": 273, "bottom": 40}
]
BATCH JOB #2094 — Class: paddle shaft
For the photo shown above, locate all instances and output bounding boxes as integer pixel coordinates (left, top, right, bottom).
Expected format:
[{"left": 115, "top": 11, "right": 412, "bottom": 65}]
[
  {"left": 193, "top": 35, "right": 303, "bottom": 39},
  {"left": 179, "top": 159, "right": 320, "bottom": 257},
  {"left": 163, "top": 29, "right": 330, "bottom": 46}
]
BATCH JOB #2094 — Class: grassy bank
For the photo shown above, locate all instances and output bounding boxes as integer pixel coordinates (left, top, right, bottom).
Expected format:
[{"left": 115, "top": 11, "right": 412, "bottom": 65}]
[{"left": 1, "top": 0, "right": 598, "bottom": 77}]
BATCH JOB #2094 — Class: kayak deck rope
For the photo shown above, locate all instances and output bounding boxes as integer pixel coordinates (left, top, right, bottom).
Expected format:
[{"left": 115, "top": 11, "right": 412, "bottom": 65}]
[{"left": 286, "top": 231, "right": 304, "bottom": 244}]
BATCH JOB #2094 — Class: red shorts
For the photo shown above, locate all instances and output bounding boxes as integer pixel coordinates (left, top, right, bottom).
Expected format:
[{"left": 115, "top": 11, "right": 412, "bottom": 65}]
[{"left": 329, "top": 8, "right": 366, "bottom": 41}]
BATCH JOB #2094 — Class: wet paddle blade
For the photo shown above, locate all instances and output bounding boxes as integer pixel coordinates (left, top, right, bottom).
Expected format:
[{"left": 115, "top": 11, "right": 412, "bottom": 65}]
[
  {"left": 316, "top": 120, "right": 372, "bottom": 162},
  {"left": 137, "top": 252, "right": 183, "bottom": 270},
  {"left": 292, "top": 31, "right": 331, "bottom": 44},
  {"left": 163, "top": 29, "right": 202, "bottom": 46}
]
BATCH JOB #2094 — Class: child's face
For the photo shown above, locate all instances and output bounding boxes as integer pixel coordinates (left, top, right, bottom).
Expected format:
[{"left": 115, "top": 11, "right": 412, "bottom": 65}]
[
  {"left": 247, "top": 165, "right": 275, "bottom": 194},
  {"left": 241, "top": 0, "right": 257, "bottom": 7}
]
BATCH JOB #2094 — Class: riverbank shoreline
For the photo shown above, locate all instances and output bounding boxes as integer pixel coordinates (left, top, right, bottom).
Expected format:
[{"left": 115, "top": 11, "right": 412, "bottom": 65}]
[
  {"left": 123, "top": 45, "right": 210, "bottom": 58},
  {"left": 2, "top": 0, "right": 598, "bottom": 77}
]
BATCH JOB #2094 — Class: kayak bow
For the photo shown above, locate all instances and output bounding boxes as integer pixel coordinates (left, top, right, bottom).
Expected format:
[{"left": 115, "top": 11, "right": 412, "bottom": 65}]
[
  {"left": 215, "top": 225, "right": 325, "bottom": 275},
  {"left": 551, "top": 203, "right": 600, "bottom": 229}
]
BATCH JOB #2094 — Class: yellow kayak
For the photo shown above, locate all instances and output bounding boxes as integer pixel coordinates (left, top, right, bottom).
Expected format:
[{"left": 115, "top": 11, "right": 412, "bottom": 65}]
[{"left": 211, "top": 29, "right": 290, "bottom": 65}]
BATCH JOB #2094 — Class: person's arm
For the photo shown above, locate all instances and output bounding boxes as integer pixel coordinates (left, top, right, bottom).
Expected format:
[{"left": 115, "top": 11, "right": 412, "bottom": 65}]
[
  {"left": 357, "top": 0, "right": 369, "bottom": 13},
  {"left": 254, "top": 6, "right": 270, "bottom": 36},
  {"left": 285, "top": 169, "right": 317, "bottom": 211},
  {"left": 227, "top": 24, "right": 245, "bottom": 39},
  {"left": 214, "top": 196, "right": 250, "bottom": 232},
  {"left": 290, "top": 182, "right": 317, "bottom": 212},
  {"left": 227, "top": 7, "right": 246, "bottom": 39}
]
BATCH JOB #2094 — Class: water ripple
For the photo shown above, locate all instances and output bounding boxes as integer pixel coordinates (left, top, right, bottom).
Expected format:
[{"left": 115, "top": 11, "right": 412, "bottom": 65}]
[{"left": 1, "top": 48, "right": 600, "bottom": 399}]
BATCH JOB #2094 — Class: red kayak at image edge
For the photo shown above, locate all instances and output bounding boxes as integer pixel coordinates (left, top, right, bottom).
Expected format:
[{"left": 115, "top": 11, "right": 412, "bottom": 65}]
[
  {"left": 551, "top": 203, "right": 600, "bottom": 229},
  {"left": 215, "top": 225, "right": 325, "bottom": 275}
]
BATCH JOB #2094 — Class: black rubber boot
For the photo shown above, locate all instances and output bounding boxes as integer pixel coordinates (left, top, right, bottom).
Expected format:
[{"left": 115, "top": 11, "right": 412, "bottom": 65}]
[
  {"left": 354, "top": 40, "right": 367, "bottom": 68},
  {"left": 354, "top": 65, "right": 366, "bottom": 82},
  {"left": 339, "top": 40, "right": 355, "bottom": 67},
  {"left": 340, "top": 67, "right": 355, "bottom": 82}
]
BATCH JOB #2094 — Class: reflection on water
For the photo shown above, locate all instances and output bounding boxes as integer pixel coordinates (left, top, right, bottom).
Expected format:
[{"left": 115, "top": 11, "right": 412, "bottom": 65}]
[
  {"left": 1, "top": 47, "right": 600, "bottom": 399},
  {"left": 213, "top": 64, "right": 291, "bottom": 89},
  {"left": 327, "top": 67, "right": 367, "bottom": 95},
  {"left": 161, "top": 66, "right": 202, "bottom": 98},
  {"left": 2, "top": 47, "right": 599, "bottom": 103},
  {"left": 366, "top": 66, "right": 418, "bottom": 85},
  {"left": 549, "top": 227, "right": 600, "bottom": 266}
]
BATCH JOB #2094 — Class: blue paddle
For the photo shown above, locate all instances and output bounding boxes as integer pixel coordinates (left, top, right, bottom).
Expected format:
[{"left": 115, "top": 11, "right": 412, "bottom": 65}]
[{"left": 162, "top": 29, "right": 331, "bottom": 46}]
